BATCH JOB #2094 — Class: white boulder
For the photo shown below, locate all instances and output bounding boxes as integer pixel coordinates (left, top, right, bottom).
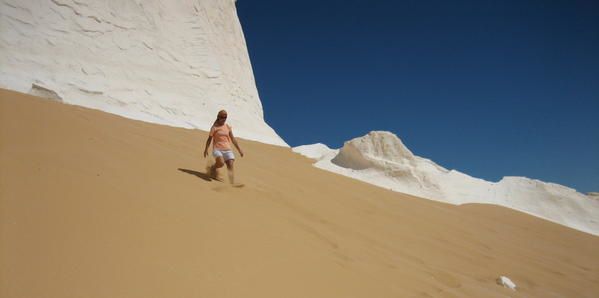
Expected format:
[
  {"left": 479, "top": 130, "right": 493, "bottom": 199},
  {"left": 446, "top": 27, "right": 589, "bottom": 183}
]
[{"left": 496, "top": 276, "right": 517, "bottom": 291}]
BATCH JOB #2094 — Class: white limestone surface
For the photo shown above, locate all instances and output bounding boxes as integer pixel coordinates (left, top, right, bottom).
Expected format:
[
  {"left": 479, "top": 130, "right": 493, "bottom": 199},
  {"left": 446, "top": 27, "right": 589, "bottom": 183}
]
[
  {"left": 0, "top": 0, "right": 287, "bottom": 146},
  {"left": 496, "top": 276, "right": 517, "bottom": 291},
  {"left": 294, "top": 131, "right": 599, "bottom": 236},
  {"left": 292, "top": 143, "right": 338, "bottom": 160}
]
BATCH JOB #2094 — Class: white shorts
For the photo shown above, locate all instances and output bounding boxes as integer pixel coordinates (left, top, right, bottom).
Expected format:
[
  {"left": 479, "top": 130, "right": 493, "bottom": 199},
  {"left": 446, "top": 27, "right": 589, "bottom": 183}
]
[{"left": 213, "top": 149, "right": 235, "bottom": 161}]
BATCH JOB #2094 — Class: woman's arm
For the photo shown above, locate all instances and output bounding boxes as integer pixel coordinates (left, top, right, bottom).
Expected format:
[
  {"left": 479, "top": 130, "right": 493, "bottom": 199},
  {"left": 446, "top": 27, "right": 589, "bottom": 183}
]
[
  {"left": 229, "top": 131, "right": 244, "bottom": 157},
  {"left": 203, "top": 136, "right": 212, "bottom": 158}
]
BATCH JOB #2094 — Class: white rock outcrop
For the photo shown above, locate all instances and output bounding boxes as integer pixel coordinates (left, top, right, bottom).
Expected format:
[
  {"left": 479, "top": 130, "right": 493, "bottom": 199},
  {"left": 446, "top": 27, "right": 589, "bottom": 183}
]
[
  {"left": 294, "top": 131, "right": 599, "bottom": 236},
  {"left": 292, "top": 143, "right": 337, "bottom": 161},
  {"left": 0, "top": 0, "right": 287, "bottom": 146},
  {"left": 496, "top": 276, "right": 517, "bottom": 291}
]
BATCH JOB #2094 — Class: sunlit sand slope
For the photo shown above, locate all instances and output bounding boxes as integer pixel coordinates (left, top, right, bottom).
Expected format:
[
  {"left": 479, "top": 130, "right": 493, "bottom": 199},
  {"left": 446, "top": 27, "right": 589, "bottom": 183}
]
[{"left": 1, "top": 89, "right": 598, "bottom": 297}]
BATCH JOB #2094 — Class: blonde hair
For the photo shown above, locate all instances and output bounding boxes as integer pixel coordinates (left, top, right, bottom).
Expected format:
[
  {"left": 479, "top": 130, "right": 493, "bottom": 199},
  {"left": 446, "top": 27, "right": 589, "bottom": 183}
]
[{"left": 213, "top": 110, "right": 227, "bottom": 126}]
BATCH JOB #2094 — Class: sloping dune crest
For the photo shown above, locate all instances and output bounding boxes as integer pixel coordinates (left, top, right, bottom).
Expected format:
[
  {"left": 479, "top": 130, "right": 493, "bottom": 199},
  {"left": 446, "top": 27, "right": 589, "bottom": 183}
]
[{"left": 1, "top": 89, "right": 598, "bottom": 297}]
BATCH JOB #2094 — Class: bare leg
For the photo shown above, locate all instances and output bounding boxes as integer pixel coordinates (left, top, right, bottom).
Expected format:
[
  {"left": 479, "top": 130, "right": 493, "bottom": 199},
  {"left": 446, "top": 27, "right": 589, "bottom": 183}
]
[
  {"left": 225, "top": 159, "right": 235, "bottom": 184},
  {"left": 208, "top": 157, "right": 225, "bottom": 179},
  {"left": 214, "top": 157, "right": 225, "bottom": 169}
]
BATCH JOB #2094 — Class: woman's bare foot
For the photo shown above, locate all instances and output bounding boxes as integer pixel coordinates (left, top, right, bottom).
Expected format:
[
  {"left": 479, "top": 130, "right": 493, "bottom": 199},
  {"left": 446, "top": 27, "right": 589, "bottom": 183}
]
[{"left": 206, "top": 165, "right": 219, "bottom": 180}]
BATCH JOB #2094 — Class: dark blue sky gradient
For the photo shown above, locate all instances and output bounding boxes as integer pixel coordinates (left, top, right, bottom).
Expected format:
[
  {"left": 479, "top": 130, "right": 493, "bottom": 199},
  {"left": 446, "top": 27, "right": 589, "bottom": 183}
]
[{"left": 236, "top": 0, "right": 599, "bottom": 193}]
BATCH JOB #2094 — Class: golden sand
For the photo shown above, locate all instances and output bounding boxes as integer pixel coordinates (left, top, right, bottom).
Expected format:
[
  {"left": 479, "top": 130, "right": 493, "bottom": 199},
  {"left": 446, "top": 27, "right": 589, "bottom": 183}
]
[{"left": 1, "top": 89, "right": 598, "bottom": 297}]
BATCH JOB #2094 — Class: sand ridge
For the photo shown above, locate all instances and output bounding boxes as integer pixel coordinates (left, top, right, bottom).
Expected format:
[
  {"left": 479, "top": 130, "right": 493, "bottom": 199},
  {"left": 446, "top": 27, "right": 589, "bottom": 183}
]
[{"left": 1, "top": 89, "right": 598, "bottom": 297}]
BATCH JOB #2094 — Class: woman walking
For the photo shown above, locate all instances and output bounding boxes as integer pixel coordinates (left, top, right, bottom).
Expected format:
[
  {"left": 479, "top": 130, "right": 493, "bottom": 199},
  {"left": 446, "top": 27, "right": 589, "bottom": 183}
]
[{"left": 203, "top": 110, "right": 244, "bottom": 184}]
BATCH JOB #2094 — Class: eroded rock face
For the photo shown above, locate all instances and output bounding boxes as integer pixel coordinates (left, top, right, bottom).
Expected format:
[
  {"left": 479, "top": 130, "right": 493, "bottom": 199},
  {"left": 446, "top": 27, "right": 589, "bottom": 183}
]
[
  {"left": 0, "top": 0, "right": 287, "bottom": 146},
  {"left": 332, "top": 131, "right": 415, "bottom": 170}
]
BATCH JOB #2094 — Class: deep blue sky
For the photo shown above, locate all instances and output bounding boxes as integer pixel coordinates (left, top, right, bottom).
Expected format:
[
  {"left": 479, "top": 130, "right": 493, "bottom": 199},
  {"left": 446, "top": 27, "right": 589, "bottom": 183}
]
[{"left": 236, "top": 0, "right": 599, "bottom": 193}]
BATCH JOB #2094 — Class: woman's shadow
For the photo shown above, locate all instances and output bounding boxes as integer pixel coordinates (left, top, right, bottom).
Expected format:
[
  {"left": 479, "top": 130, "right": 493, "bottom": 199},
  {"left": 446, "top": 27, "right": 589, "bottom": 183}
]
[{"left": 178, "top": 168, "right": 213, "bottom": 181}]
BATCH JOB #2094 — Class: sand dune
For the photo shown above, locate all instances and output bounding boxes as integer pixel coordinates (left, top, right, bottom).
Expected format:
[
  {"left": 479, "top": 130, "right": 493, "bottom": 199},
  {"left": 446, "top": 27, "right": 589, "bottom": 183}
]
[{"left": 1, "top": 88, "right": 598, "bottom": 297}]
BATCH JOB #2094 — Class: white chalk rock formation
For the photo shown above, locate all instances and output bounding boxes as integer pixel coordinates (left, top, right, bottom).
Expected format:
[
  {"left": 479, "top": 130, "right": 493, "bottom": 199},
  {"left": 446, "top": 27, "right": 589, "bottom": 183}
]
[
  {"left": 332, "top": 131, "right": 416, "bottom": 170},
  {"left": 0, "top": 0, "right": 287, "bottom": 146},
  {"left": 292, "top": 143, "right": 337, "bottom": 161},
  {"left": 294, "top": 131, "right": 599, "bottom": 236},
  {"left": 496, "top": 276, "right": 517, "bottom": 290}
]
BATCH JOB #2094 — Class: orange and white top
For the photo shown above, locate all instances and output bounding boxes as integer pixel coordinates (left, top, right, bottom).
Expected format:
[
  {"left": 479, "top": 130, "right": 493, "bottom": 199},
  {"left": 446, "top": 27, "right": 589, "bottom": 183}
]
[{"left": 209, "top": 124, "right": 232, "bottom": 150}]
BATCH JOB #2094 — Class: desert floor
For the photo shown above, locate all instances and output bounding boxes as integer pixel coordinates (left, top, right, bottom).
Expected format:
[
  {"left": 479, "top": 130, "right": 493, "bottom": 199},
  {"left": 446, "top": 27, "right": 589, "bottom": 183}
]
[{"left": 1, "top": 89, "right": 598, "bottom": 297}]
